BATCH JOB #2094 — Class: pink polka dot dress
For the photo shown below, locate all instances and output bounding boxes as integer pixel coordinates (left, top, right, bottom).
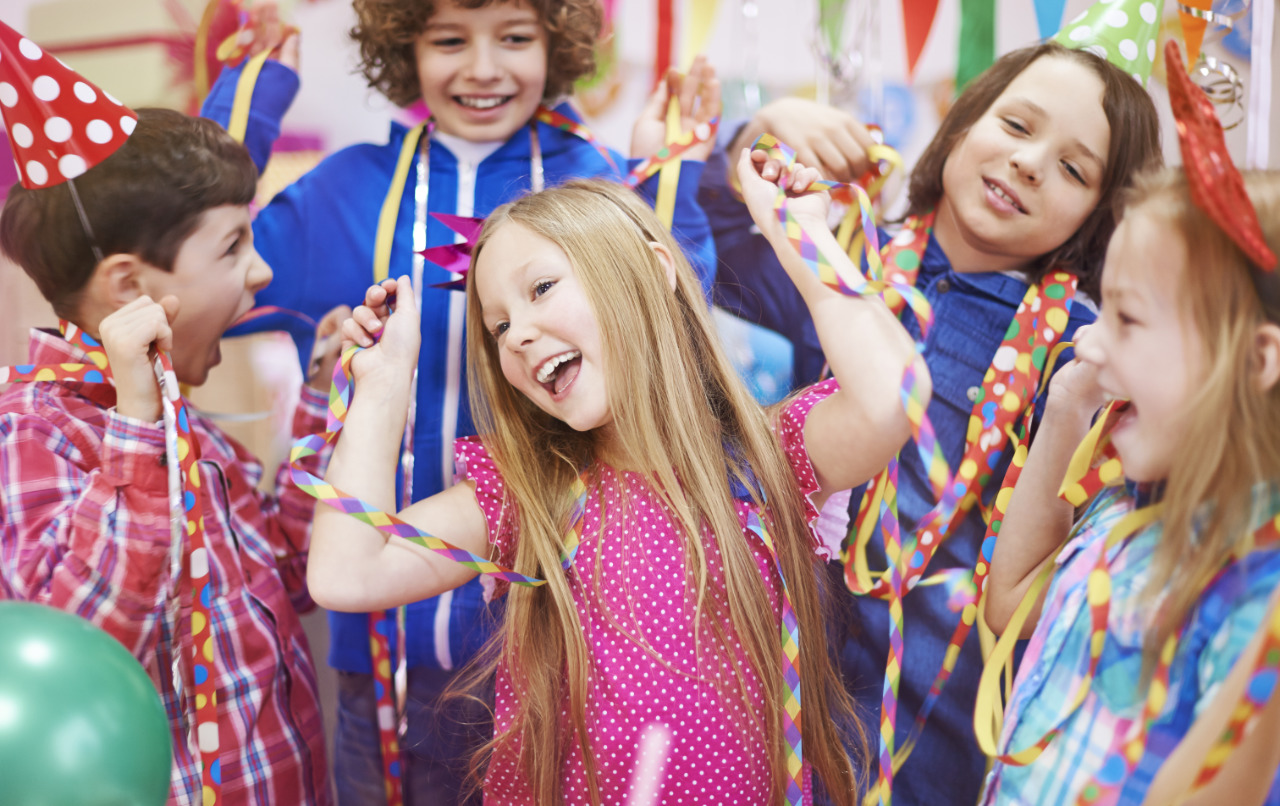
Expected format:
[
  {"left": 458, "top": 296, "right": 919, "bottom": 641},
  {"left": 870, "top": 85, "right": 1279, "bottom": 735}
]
[{"left": 454, "top": 381, "right": 839, "bottom": 805}]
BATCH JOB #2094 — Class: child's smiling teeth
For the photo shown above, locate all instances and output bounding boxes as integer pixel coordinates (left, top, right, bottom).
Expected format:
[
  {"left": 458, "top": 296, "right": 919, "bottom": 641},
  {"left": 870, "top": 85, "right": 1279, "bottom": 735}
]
[
  {"left": 536, "top": 350, "right": 581, "bottom": 384},
  {"left": 986, "top": 180, "right": 1025, "bottom": 213},
  {"left": 456, "top": 95, "right": 510, "bottom": 109}
]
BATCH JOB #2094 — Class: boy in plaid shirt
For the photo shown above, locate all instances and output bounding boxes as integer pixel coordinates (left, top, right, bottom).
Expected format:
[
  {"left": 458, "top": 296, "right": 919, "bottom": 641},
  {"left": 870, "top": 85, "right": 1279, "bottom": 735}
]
[{"left": 0, "top": 64, "right": 342, "bottom": 804}]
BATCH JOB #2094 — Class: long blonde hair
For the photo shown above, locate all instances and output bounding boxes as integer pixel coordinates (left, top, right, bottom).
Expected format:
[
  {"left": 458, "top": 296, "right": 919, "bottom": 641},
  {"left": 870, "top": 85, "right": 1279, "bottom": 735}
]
[
  {"left": 1121, "top": 168, "right": 1280, "bottom": 670},
  {"left": 459, "top": 179, "right": 865, "bottom": 803}
]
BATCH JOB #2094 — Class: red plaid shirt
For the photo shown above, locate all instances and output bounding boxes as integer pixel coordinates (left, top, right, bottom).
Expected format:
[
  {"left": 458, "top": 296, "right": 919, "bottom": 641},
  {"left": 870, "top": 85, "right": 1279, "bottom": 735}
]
[{"left": 0, "top": 328, "right": 332, "bottom": 805}]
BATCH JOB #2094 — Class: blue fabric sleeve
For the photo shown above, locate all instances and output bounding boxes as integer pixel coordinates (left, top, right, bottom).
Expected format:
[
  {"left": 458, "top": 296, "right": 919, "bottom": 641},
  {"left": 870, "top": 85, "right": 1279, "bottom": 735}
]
[
  {"left": 630, "top": 159, "right": 716, "bottom": 297},
  {"left": 1192, "top": 550, "right": 1280, "bottom": 717},
  {"left": 201, "top": 60, "right": 300, "bottom": 173}
]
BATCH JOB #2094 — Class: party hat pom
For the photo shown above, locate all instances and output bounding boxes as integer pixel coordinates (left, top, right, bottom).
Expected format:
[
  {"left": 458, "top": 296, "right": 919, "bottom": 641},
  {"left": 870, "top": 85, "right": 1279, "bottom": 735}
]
[
  {"left": 1053, "top": 0, "right": 1165, "bottom": 85},
  {"left": 0, "top": 19, "right": 137, "bottom": 189}
]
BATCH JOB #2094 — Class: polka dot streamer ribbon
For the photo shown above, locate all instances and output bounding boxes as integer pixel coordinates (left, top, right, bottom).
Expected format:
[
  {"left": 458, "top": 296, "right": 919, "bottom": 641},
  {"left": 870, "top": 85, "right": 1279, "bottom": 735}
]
[
  {"left": 884, "top": 337, "right": 1077, "bottom": 787},
  {"left": 0, "top": 322, "right": 223, "bottom": 805},
  {"left": 969, "top": 382, "right": 1126, "bottom": 768},
  {"left": 827, "top": 205, "right": 1077, "bottom": 797},
  {"left": 290, "top": 344, "right": 586, "bottom": 586},
  {"left": 624, "top": 117, "right": 719, "bottom": 188}
]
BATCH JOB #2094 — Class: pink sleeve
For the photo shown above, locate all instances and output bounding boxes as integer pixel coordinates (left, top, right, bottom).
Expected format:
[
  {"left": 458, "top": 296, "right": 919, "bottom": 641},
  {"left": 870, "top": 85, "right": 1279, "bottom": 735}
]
[
  {"left": 453, "top": 437, "right": 516, "bottom": 563},
  {"left": 774, "top": 379, "right": 840, "bottom": 559}
]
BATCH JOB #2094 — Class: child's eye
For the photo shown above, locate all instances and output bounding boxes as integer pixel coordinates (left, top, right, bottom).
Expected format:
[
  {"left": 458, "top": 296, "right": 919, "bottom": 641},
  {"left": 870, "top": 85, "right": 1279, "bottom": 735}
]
[
  {"left": 1002, "top": 118, "right": 1029, "bottom": 134},
  {"left": 431, "top": 37, "right": 466, "bottom": 47},
  {"left": 533, "top": 280, "right": 555, "bottom": 298},
  {"left": 491, "top": 321, "right": 509, "bottom": 338},
  {"left": 1062, "top": 161, "right": 1086, "bottom": 185},
  {"left": 504, "top": 34, "right": 535, "bottom": 45},
  {"left": 1116, "top": 311, "right": 1138, "bottom": 327},
  {"left": 224, "top": 236, "right": 242, "bottom": 258}
]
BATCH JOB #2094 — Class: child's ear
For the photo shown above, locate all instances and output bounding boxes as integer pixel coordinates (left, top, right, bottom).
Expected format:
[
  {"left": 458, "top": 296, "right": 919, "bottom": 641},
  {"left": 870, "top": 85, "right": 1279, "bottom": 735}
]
[
  {"left": 1254, "top": 322, "right": 1280, "bottom": 392},
  {"left": 89, "top": 254, "right": 147, "bottom": 309},
  {"left": 648, "top": 241, "right": 677, "bottom": 292}
]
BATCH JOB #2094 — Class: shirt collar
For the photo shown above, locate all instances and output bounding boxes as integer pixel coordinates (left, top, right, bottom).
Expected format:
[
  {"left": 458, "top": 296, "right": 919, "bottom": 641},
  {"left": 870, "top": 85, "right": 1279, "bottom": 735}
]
[
  {"left": 27, "top": 327, "right": 117, "bottom": 409},
  {"left": 920, "top": 234, "right": 1034, "bottom": 301}
]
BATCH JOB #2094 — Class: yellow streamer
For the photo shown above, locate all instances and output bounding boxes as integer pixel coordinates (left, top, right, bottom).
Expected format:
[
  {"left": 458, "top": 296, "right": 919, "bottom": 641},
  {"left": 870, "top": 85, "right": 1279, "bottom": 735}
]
[
  {"left": 835, "top": 144, "right": 903, "bottom": 252},
  {"left": 226, "top": 48, "right": 274, "bottom": 145},
  {"left": 654, "top": 96, "right": 682, "bottom": 231},
  {"left": 373, "top": 123, "right": 429, "bottom": 283},
  {"left": 973, "top": 505, "right": 1162, "bottom": 760},
  {"left": 680, "top": 0, "right": 722, "bottom": 68},
  {"left": 194, "top": 0, "right": 220, "bottom": 103}
]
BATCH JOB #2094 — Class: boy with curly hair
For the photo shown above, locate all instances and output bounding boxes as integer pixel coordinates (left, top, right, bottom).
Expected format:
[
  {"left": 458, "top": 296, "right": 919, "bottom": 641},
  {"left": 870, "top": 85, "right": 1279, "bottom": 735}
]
[{"left": 201, "top": 1, "right": 718, "bottom": 802}]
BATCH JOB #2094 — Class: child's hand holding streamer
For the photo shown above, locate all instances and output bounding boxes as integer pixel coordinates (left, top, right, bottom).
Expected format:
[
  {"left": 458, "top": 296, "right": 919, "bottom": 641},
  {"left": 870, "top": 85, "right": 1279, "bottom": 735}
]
[{"left": 341, "top": 275, "right": 422, "bottom": 386}]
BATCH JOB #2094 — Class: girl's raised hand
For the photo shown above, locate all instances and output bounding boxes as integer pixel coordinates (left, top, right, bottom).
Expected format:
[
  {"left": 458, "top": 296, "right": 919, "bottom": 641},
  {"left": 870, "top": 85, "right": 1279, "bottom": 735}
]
[
  {"left": 341, "top": 276, "right": 421, "bottom": 384},
  {"left": 1047, "top": 324, "right": 1109, "bottom": 419},
  {"left": 735, "top": 147, "right": 828, "bottom": 245},
  {"left": 631, "top": 55, "right": 722, "bottom": 162}
]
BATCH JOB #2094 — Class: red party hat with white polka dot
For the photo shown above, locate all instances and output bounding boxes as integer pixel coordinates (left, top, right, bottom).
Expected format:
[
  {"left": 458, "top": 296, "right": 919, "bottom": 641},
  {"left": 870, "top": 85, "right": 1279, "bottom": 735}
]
[{"left": 0, "top": 19, "right": 137, "bottom": 189}]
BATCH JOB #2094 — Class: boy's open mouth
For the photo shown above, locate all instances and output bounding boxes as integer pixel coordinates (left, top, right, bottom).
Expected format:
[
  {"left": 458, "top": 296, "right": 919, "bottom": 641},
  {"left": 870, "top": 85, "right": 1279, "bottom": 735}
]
[
  {"left": 455, "top": 95, "right": 513, "bottom": 110},
  {"left": 536, "top": 350, "right": 581, "bottom": 396}
]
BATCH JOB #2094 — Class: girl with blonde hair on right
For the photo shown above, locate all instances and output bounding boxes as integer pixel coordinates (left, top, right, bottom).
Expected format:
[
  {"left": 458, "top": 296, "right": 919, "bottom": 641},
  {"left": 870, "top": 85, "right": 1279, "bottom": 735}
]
[
  {"left": 981, "top": 43, "right": 1280, "bottom": 805},
  {"left": 307, "top": 154, "right": 930, "bottom": 803}
]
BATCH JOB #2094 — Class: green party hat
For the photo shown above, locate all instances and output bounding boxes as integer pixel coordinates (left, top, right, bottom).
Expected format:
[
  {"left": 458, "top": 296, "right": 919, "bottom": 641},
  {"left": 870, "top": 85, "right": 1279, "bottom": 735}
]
[{"left": 1053, "top": 0, "right": 1165, "bottom": 85}]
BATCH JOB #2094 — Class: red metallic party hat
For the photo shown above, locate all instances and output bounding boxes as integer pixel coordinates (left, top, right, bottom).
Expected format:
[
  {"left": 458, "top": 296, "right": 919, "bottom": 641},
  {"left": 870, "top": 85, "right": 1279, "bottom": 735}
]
[{"left": 1166, "top": 39, "right": 1276, "bottom": 271}]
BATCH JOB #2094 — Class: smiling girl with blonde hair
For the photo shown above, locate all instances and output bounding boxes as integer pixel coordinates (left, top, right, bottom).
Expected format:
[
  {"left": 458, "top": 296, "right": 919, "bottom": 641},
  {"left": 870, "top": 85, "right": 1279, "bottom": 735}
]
[{"left": 308, "top": 157, "right": 931, "bottom": 803}]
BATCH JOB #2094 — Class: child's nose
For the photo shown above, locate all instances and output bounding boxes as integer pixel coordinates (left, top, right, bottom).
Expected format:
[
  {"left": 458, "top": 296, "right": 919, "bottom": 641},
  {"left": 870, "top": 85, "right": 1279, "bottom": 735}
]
[
  {"left": 1009, "top": 145, "right": 1045, "bottom": 184},
  {"left": 246, "top": 251, "right": 272, "bottom": 293},
  {"left": 504, "top": 316, "right": 537, "bottom": 350},
  {"left": 1072, "top": 323, "right": 1104, "bottom": 366},
  {"left": 464, "top": 42, "right": 500, "bottom": 81}
]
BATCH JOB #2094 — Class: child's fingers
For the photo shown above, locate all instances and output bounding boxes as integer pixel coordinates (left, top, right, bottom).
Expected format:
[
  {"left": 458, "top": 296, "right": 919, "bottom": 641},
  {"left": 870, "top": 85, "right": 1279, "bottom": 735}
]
[
  {"left": 391, "top": 275, "right": 418, "bottom": 316},
  {"left": 697, "top": 75, "right": 722, "bottom": 123},
  {"left": 343, "top": 309, "right": 378, "bottom": 348},
  {"left": 250, "top": 1, "right": 282, "bottom": 55},
  {"left": 677, "top": 58, "right": 701, "bottom": 116},
  {"left": 362, "top": 280, "right": 391, "bottom": 312},
  {"left": 339, "top": 318, "right": 366, "bottom": 351},
  {"left": 640, "top": 76, "right": 670, "bottom": 122},
  {"left": 317, "top": 305, "right": 352, "bottom": 338},
  {"left": 278, "top": 30, "right": 300, "bottom": 71},
  {"left": 749, "top": 148, "right": 787, "bottom": 182},
  {"left": 158, "top": 295, "right": 181, "bottom": 326}
]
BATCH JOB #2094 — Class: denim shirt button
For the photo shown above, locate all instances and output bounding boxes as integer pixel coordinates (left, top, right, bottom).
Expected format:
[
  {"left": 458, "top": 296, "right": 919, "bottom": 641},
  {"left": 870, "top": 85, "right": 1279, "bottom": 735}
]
[
  {"left": 936, "top": 277, "right": 952, "bottom": 293},
  {"left": 966, "top": 386, "right": 981, "bottom": 402}
]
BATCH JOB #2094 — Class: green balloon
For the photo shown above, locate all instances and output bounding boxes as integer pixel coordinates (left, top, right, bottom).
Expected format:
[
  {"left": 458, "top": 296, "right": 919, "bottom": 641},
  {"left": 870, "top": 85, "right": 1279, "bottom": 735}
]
[{"left": 0, "top": 601, "right": 172, "bottom": 805}]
